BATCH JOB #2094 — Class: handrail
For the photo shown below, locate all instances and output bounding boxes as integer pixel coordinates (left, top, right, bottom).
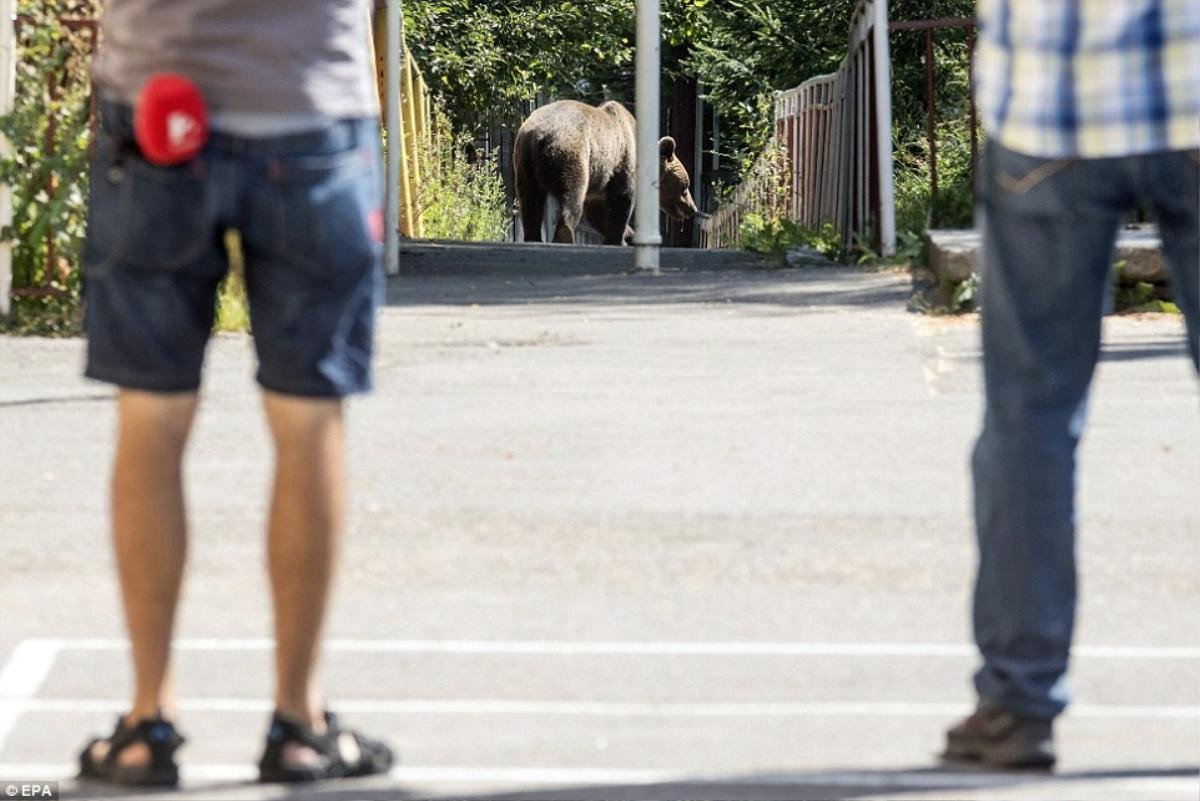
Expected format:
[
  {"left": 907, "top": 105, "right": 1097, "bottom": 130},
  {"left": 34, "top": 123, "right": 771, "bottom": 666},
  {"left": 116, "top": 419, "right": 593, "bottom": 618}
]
[
  {"left": 372, "top": 5, "right": 433, "bottom": 245},
  {"left": 701, "top": 0, "right": 895, "bottom": 256}
]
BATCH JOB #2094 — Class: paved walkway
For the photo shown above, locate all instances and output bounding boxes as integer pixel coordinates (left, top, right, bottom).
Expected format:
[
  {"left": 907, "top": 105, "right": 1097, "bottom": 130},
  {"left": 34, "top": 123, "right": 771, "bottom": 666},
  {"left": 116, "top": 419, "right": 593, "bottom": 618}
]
[{"left": 1, "top": 262, "right": 1196, "bottom": 800}]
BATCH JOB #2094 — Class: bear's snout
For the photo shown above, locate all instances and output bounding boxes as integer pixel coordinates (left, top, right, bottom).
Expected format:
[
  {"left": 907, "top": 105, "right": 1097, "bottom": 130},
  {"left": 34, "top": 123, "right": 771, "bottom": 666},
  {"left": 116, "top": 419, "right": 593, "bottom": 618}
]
[
  {"left": 676, "top": 188, "right": 699, "bottom": 220},
  {"left": 663, "top": 185, "right": 699, "bottom": 222}
]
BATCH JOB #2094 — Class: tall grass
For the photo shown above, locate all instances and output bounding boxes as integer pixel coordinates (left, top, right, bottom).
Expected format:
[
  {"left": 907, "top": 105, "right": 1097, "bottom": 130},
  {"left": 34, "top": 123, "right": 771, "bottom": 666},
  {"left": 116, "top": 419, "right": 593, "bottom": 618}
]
[
  {"left": 415, "top": 108, "right": 509, "bottom": 242},
  {"left": 215, "top": 231, "right": 250, "bottom": 333},
  {"left": 893, "top": 115, "right": 978, "bottom": 236}
]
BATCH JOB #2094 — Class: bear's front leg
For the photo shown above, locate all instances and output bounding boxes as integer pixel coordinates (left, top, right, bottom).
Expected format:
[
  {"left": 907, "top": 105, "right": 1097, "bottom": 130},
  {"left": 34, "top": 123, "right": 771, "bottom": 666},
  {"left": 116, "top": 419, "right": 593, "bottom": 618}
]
[{"left": 603, "top": 183, "right": 635, "bottom": 247}]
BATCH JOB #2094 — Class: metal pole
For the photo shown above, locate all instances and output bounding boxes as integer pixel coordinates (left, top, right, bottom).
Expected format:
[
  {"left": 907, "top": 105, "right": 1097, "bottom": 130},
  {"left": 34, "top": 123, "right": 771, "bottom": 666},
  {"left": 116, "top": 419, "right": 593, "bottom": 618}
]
[
  {"left": 967, "top": 24, "right": 978, "bottom": 209},
  {"left": 634, "top": 0, "right": 661, "bottom": 274},
  {"left": 924, "top": 27, "right": 939, "bottom": 229},
  {"left": 0, "top": 0, "right": 15, "bottom": 315},
  {"left": 711, "top": 107, "right": 719, "bottom": 172},
  {"left": 693, "top": 83, "right": 704, "bottom": 214},
  {"left": 384, "top": 0, "right": 402, "bottom": 276},
  {"left": 873, "top": 0, "right": 895, "bottom": 256}
]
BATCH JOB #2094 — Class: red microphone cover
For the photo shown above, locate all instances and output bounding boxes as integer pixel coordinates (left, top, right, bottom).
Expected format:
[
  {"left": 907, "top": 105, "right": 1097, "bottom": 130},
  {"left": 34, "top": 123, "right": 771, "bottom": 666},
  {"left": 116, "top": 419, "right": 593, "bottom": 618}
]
[{"left": 134, "top": 74, "right": 210, "bottom": 166}]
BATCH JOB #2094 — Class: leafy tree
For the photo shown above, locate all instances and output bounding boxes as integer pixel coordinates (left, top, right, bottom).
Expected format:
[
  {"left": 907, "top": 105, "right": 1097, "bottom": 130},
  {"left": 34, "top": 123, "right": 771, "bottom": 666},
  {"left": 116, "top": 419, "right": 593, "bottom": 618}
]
[
  {"left": 676, "top": 1, "right": 849, "bottom": 163},
  {"left": 404, "top": 0, "right": 974, "bottom": 175},
  {"left": 402, "top": 1, "right": 637, "bottom": 129}
]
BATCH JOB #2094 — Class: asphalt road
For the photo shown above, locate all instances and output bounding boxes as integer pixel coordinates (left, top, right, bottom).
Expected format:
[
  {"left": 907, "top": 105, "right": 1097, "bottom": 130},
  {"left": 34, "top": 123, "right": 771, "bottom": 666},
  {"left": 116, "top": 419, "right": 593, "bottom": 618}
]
[{"left": 1, "top": 262, "right": 1197, "bottom": 800}]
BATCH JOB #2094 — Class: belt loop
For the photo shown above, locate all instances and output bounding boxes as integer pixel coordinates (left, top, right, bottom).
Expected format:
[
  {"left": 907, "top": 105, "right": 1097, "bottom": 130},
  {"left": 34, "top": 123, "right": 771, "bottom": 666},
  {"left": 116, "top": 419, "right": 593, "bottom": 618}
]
[{"left": 337, "top": 119, "right": 356, "bottom": 151}]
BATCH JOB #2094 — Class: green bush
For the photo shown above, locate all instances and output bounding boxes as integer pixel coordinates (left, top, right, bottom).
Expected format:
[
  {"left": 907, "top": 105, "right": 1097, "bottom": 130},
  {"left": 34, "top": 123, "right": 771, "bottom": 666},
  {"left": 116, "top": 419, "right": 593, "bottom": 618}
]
[
  {"left": 0, "top": 1, "right": 99, "bottom": 335},
  {"left": 415, "top": 108, "right": 509, "bottom": 242},
  {"left": 739, "top": 213, "right": 841, "bottom": 262},
  {"left": 894, "top": 114, "right": 978, "bottom": 238}
]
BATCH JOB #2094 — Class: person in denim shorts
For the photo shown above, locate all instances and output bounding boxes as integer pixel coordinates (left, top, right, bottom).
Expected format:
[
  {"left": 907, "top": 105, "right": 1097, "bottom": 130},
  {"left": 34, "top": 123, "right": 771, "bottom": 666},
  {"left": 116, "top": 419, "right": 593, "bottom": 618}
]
[
  {"left": 77, "top": 0, "right": 393, "bottom": 786},
  {"left": 943, "top": 0, "right": 1199, "bottom": 770}
]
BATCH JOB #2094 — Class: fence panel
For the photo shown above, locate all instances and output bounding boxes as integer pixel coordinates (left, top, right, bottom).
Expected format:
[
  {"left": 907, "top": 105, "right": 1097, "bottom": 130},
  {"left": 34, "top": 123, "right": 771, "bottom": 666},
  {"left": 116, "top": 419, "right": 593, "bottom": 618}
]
[{"left": 700, "top": 0, "right": 895, "bottom": 256}]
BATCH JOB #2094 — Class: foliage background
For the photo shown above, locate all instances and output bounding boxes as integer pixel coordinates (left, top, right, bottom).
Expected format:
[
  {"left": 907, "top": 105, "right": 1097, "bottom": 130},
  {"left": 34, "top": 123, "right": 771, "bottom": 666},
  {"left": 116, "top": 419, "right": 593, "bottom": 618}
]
[
  {"left": 0, "top": 0, "right": 98, "bottom": 333},
  {"left": 404, "top": 0, "right": 977, "bottom": 235},
  {"left": 3, "top": 0, "right": 978, "bottom": 332},
  {"left": 416, "top": 108, "right": 510, "bottom": 241}
]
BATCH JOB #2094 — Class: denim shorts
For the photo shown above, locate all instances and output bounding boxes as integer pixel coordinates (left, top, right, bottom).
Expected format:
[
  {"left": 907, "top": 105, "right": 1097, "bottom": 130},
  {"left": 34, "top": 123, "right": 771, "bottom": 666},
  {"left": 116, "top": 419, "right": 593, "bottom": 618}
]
[{"left": 83, "top": 101, "right": 383, "bottom": 397}]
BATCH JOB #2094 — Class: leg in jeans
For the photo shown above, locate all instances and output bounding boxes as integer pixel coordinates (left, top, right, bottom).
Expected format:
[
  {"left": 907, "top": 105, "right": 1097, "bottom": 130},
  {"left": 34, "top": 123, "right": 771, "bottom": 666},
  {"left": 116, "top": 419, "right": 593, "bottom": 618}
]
[
  {"left": 971, "top": 145, "right": 1130, "bottom": 720},
  {"left": 1141, "top": 150, "right": 1200, "bottom": 371},
  {"left": 89, "top": 390, "right": 198, "bottom": 768}
]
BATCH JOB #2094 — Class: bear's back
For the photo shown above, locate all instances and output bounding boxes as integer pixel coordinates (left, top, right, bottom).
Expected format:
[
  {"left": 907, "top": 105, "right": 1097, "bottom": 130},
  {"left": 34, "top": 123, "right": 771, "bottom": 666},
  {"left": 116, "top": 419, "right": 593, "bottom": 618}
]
[
  {"left": 521, "top": 100, "right": 628, "bottom": 139},
  {"left": 517, "top": 100, "right": 635, "bottom": 188}
]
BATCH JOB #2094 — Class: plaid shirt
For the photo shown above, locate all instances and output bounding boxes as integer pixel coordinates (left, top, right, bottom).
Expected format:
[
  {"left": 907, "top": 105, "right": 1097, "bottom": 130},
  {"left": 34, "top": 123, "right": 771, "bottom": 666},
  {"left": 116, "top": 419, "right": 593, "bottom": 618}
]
[{"left": 975, "top": 0, "right": 1200, "bottom": 158}]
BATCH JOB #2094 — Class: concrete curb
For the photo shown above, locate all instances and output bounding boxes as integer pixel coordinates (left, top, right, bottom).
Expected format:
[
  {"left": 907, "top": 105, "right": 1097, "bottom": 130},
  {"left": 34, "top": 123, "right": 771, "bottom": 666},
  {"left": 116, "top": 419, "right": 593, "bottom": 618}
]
[
  {"left": 926, "top": 226, "right": 1170, "bottom": 287},
  {"left": 397, "top": 240, "right": 776, "bottom": 278}
]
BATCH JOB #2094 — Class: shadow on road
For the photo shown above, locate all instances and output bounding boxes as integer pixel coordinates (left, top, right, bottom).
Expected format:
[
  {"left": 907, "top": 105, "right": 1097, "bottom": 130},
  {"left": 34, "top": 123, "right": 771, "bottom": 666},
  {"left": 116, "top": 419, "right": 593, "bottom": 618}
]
[
  {"left": 257, "top": 764, "right": 1200, "bottom": 801},
  {"left": 385, "top": 269, "right": 911, "bottom": 313},
  {"left": 1098, "top": 339, "right": 1190, "bottom": 362},
  {"left": 383, "top": 240, "right": 912, "bottom": 313}
]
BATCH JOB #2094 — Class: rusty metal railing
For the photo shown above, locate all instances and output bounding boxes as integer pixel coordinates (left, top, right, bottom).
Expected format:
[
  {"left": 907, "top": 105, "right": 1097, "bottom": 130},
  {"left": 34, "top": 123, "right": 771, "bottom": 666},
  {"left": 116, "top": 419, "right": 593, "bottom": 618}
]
[
  {"left": 7, "top": 15, "right": 98, "bottom": 300},
  {"left": 889, "top": 17, "right": 977, "bottom": 229},
  {"left": 701, "top": 0, "right": 895, "bottom": 256}
]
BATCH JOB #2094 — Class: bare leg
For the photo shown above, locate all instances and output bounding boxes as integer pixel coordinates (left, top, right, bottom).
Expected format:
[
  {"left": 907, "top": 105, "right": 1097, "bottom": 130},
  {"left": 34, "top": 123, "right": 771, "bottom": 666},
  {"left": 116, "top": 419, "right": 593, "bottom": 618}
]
[
  {"left": 263, "top": 392, "right": 346, "bottom": 730},
  {"left": 95, "top": 390, "right": 198, "bottom": 767}
]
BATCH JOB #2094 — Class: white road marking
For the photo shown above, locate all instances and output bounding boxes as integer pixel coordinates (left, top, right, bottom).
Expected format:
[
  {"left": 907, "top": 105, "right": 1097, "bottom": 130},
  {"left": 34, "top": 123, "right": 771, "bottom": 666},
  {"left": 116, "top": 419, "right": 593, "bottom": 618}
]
[
  {"left": 2, "top": 697, "right": 1197, "bottom": 720},
  {"left": 2, "top": 637, "right": 1195, "bottom": 789},
  {"left": 0, "top": 640, "right": 59, "bottom": 757},
  {"left": 0, "top": 763, "right": 1195, "bottom": 794},
  {"left": 36, "top": 637, "right": 1200, "bottom": 660}
]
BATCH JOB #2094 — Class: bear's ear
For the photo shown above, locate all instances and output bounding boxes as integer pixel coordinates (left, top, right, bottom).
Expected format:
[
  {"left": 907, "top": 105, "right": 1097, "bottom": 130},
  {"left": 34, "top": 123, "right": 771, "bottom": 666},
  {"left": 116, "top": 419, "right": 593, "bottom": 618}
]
[{"left": 659, "top": 136, "right": 677, "bottom": 161}]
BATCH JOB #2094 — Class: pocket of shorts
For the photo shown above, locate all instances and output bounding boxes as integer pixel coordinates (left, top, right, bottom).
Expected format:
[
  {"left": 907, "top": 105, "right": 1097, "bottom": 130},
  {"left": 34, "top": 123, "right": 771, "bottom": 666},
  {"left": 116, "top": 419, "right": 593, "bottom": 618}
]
[
  {"left": 82, "top": 134, "right": 131, "bottom": 277},
  {"left": 117, "top": 157, "right": 212, "bottom": 272},
  {"left": 268, "top": 146, "right": 378, "bottom": 281}
]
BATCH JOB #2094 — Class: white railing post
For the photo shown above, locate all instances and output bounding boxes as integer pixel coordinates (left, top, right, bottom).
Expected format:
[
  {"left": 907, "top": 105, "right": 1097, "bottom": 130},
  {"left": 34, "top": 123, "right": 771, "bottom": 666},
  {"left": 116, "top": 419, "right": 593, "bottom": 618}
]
[
  {"left": 0, "top": 0, "right": 15, "bottom": 315},
  {"left": 634, "top": 0, "right": 662, "bottom": 274},
  {"left": 873, "top": 0, "right": 896, "bottom": 256},
  {"left": 697, "top": 0, "right": 895, "bottom": 254},
  {"left": 384, "top": 0, "right": 403, "bottom": 276}
]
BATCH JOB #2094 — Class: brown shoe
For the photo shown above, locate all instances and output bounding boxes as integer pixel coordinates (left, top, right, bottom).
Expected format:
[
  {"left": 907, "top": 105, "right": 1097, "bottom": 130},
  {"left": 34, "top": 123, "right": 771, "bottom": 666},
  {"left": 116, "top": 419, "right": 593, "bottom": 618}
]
[{"left": 943, "top": 703, "right": 1056, "bottom": 770}]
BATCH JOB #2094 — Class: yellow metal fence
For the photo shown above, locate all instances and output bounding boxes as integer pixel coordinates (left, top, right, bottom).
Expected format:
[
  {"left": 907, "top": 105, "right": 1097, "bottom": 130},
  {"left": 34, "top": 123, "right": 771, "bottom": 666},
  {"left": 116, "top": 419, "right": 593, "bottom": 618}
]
[{"left": 371, "top": 7, "right": 431, "bottom": 239}]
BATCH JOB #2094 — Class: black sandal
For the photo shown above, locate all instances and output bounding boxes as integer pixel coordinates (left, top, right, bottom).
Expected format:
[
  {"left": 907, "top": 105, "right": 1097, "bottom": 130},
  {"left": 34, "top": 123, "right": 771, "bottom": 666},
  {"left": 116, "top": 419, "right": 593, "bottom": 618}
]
[
  {"left": 258, "top": 710, "right": 394, "bottom": 783},
  {"left": 78, "top": 714, "right": 185, "bottom": 787}
]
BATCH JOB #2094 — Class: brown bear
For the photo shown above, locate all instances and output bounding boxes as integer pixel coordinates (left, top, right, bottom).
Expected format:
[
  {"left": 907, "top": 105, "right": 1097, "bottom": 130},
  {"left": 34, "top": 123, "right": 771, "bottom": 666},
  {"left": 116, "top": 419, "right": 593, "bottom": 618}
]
[{"left": 513, "top": 99, "right": 698, "bottom": 245}]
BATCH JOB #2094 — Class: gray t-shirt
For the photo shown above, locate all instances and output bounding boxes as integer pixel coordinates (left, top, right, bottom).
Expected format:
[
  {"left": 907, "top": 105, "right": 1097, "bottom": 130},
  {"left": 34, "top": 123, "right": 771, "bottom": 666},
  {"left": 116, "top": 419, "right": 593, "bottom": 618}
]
[{"left": 94, "top": 0, "right": 378, "bottom": 118}]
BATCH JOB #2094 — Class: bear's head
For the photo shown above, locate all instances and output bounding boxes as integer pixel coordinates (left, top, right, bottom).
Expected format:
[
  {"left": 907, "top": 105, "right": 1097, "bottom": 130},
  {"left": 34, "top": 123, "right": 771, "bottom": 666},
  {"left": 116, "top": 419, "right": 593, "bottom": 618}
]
[{"left": 658, "top": 137, "right": 699, "bottom": 222}]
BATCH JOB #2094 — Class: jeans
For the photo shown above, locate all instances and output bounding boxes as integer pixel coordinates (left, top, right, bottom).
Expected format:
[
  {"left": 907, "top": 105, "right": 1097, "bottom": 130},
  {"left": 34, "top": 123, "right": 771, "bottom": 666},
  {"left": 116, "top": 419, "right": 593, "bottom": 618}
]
[
  {"left": 971, "top": 142, "right": 1200, "bottom": 720},
  {"left": 84, "top": 101, "right": 383, "bottom": 397}
]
